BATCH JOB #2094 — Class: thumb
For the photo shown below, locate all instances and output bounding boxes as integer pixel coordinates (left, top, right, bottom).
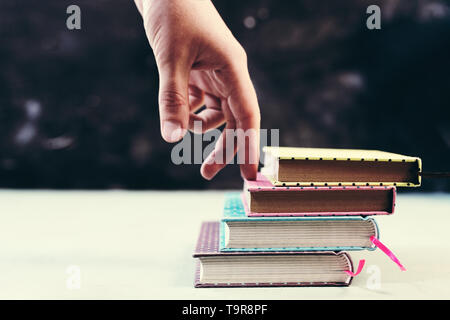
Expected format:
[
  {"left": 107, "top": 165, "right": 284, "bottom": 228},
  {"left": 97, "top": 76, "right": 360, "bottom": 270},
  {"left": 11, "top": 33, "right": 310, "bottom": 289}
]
[{"left": 157, "top": 61, "right": 190, "bottom": 143}]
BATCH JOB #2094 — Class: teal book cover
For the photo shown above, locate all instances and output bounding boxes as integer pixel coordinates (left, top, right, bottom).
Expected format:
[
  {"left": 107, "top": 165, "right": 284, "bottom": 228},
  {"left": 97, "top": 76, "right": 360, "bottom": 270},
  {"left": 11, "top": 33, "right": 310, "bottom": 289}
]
[{"left": 220, "top": 192, "right": 379, "bottom": 252}]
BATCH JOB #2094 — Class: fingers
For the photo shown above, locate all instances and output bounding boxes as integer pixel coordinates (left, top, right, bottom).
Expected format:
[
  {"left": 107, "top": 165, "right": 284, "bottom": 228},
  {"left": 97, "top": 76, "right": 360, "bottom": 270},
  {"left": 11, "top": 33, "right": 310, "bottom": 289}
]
[
  {"left": 157, "top": 60, "right": 191, "bottom": 143},
  {"left": 189, "top": 110, "right": 225, "bottom": 134},
  {"left": 200, "top": 99, "right": 237, "bottom": 180},
  {"left": 189, "top": 93, "right": 225, "bottom": 133},
  {"left": 225, "top": 63, "right": 261, "bottom": 180},
  {"left": 189, "top": 85, "right": 205, "bottom": 112},
  {"left": 201, "top": 123, "right": 237, "bottom": 180},
  {"left": 198, "top": 52, "right": 261, "bottom": 180},
  {"left": 138, "top": 0, "right": 193, "bottom": 144}
]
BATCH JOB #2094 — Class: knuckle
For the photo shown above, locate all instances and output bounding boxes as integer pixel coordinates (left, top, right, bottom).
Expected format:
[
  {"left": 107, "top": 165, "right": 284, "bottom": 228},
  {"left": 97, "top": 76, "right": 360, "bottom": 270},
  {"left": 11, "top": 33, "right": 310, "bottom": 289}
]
[
  {"left": 234, "top": 44, "right": 247, "bottom": 62},
  {"left": 159, "top": 90, "right": 186, "bottom": 113},
  {"left": 224, "top": 44, "right": 248, "bottom": 66},
  {"left": 244, "top": 111, "right": 261, "bottom": 123},
  {"left": 236, "top": 109, "right": 260, "bottom": 127}
]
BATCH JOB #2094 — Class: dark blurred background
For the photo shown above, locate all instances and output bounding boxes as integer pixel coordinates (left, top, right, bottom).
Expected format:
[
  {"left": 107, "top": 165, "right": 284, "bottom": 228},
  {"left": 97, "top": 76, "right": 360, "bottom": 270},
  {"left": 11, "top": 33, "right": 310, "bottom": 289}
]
[{"left": 0, "top": 0, "right": 449, "bottom": 190}]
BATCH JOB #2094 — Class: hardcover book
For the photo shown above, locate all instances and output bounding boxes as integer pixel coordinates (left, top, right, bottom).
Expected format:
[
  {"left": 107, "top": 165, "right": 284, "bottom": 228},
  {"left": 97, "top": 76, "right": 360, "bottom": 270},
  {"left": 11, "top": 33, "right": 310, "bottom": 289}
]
[
  {"left": 262, "top": 146, "right": 422, "bottom": 187},
  {"left": 194, "top": 221, "right": 354, "bottom": 287},
  {"left": 220, "top": 193, "right": 379, "bottom": 252},
  {"left": 243, "top": 173, "right": 396, "bottom": 216}
]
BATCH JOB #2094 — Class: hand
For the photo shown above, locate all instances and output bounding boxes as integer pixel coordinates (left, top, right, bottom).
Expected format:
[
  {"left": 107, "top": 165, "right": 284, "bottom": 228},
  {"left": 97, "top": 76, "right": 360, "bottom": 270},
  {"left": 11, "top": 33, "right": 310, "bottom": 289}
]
[{"left": 135, "top": 0, "right": 260, "bottom": 180}]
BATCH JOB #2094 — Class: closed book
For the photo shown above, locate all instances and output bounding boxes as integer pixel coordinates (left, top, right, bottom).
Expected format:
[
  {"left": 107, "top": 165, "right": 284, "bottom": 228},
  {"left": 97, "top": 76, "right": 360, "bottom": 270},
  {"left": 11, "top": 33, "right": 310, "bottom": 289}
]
[
  {"left": 220, "top": 192, "right": 379, "bottom": 252},
  {"left": 262, "top": 146, "right": 422, "bottom": 187},
  {"left": 244, "top": 173, "right": 395, "bottom": 216},
  {"left": 193, "top": 221, "right": 354, "bottom": 287}
]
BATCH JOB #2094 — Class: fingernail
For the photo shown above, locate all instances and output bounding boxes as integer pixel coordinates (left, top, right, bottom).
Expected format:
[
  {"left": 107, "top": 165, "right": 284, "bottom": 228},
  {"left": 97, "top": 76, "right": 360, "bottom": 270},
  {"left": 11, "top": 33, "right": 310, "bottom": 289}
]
[
  {"left": 162, "top": 121, "right": 185, "bottom": 142},
  {"left": 204, "top": 151, "right": 216, "bottom": 165},
  {"left": 200, "top": 164, "right": 216, "bottom": 181}
]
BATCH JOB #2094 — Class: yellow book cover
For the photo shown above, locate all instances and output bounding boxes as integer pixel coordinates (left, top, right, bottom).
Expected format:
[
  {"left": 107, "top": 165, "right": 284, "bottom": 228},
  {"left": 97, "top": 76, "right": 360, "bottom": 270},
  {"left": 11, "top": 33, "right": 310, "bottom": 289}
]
[{"left": 262, "top": 147, "right": 422, "bottom": 187}]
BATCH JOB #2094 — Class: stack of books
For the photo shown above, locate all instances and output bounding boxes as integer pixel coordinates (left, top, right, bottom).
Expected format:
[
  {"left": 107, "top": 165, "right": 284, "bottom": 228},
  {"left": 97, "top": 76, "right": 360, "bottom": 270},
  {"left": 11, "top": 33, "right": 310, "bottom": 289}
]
[{"left": 193, "top": 147, "right": 422, "bottom": 287}]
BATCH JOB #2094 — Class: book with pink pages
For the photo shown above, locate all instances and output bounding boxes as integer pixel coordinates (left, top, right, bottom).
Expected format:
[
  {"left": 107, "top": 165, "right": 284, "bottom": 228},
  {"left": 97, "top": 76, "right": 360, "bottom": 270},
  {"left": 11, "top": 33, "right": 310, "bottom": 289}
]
[
  {"left": 243, "top": 173, "right": 396, "bottom": 217},
  {"left": 193, "top": 221, "right": 355, "bottom": 288}
]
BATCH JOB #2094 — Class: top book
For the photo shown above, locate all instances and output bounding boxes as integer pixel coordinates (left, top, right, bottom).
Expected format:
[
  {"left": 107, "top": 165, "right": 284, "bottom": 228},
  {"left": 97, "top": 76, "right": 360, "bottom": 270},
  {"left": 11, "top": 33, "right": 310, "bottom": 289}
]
[{"left": 262, "top": 147, "right": 422, "bottom": 187}]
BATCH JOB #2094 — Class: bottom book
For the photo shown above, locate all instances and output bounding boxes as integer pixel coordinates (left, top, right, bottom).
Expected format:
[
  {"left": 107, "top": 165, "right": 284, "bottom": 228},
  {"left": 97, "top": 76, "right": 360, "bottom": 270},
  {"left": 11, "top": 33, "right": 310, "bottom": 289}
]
[{"left": 193, "top": 221, "right": 355, "bottom": 288}]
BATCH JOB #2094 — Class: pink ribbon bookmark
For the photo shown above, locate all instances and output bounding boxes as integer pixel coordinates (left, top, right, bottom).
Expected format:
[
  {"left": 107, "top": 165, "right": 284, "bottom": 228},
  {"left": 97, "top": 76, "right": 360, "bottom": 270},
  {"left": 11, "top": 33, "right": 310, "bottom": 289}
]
[
  {"left": 345, "top": 259, "right": 365, "bottom": 277},
  {"left": 370, "top": 236, "right": 406, "bottom": 271}
]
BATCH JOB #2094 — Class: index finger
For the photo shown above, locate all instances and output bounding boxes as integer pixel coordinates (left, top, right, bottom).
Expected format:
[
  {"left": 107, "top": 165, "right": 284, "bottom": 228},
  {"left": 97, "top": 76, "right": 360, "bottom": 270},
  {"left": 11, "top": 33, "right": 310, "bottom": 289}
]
[{"left": 225, "top": 65, "right": 261, "bottom": 180}]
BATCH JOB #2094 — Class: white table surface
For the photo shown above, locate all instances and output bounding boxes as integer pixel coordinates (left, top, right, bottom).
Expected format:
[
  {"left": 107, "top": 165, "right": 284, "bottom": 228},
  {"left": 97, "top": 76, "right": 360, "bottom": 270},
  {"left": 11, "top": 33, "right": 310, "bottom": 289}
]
[{"left": 0, "top": 190, "right": 449, "bottom": 299}]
